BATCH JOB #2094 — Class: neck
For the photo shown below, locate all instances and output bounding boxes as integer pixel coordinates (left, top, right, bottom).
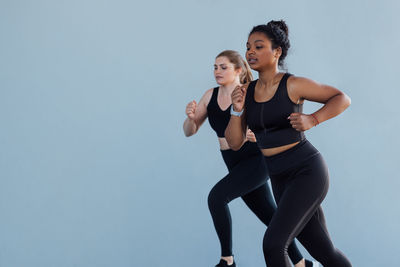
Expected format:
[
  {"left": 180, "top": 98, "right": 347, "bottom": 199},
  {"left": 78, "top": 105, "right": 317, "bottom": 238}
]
[
  {"left": 258, "top": 67, "right": 280, "bottom": 87},
  {"left": 219, "top": 80, "right": 241, "bottom": 95}
]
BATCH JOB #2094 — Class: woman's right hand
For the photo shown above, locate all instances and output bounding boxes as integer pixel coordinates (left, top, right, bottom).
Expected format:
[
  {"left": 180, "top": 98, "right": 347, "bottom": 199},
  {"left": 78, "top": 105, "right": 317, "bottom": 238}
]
[
  {"left": 186, "top": 100, "right": 197, "bottom": 120},
  {"left": 231, "top": 85, "right": 247, "bottom": 112}
]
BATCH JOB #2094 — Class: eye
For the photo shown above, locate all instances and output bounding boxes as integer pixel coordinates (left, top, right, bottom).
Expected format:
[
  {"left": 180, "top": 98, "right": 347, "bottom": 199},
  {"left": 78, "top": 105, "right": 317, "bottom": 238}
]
[
  {"left": 256, "top": 46, "right": 263, "bottom": 49},
  {"left": 221, "top": 66, "right": 227, "bottom": 70}
]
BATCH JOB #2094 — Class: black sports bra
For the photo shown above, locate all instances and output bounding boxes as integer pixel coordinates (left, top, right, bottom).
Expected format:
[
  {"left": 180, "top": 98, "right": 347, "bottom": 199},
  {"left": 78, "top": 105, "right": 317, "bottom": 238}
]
[
  {"left": 207, "top": 87, "right": 231, "bottom": 138},
  {"left": 245, "top": 73, "right": 305, "bottom": 149}
]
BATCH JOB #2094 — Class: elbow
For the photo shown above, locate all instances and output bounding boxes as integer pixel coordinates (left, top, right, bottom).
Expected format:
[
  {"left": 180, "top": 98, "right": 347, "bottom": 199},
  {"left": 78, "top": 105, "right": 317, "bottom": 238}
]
[
  {"left": 183, "top": 125, "right": 190, "bottom": 137},
  {"left": 184, "top": 129, "right": 197, "bottom": 137},
  {"left": 342, "top": 93, "right": 351, "bottom": 109},
  {"left": 333, "top": 92, "right": 351, "bottom": 110},
  {"left": 183, "top": 120, "right": 198, "bottom": 137},
  {"left": 226, "top": 138, "right": 241, "bottom": 151},
  {"left": 183, "top": 126, "right": 195, "bottom": 137},
  {"left": 345, "top": 94, "right": 351, "bottom": 108},
  {"left": 230, "top": 143, "right": 242, "bottom": 151}
]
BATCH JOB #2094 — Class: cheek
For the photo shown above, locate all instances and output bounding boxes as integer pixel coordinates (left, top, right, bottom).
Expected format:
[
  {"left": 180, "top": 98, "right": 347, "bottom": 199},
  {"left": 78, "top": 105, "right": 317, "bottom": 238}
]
[
  {"left": 254, "top": 52, "right": 269, "bottom": 64},
  {"left": 226, "top": 70, "right": 236, "bottom": 78},
  {"left": 265, "top": 50, "right": 275, "bottom": 59}
]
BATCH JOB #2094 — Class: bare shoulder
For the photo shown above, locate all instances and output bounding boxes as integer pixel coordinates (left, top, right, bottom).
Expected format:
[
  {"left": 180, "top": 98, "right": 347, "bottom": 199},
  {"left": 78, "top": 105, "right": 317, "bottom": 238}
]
[
  {"left": 287, "top": 75, "right": 319, "bottom": 90},
  {"left": 287, "top": 75, "right": 316, "bottom": 103},
  {"left": 199, "top": 88, "right": 215, "bottom": 107},
  {"left": 204, "top": 87, "right": 214, "bottom": 96},
  {"left": 204, "top": 87, "right": 214, "bottom": 100}
]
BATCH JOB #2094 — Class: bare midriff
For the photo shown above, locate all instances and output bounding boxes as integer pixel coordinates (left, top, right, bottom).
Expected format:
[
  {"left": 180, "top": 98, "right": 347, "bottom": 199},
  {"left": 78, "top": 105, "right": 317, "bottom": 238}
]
[{"left": 260, "top": 141, "right": 300, "bottom": 157}]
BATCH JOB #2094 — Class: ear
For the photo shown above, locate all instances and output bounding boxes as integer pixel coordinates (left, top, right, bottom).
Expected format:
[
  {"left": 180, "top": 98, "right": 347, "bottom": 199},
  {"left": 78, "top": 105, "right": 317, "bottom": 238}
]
[
  {"left": 235, "top": 67, "right": 243, "bottom": 76},
  {"left": 274, "top": 47, "right": 282, "bottom": 59}
]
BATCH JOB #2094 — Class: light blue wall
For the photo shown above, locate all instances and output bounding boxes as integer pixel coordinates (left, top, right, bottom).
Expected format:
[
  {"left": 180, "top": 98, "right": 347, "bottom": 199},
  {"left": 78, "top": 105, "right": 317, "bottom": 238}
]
[{"left": 1, "top": 0, "right": 399, "bottom": 266}]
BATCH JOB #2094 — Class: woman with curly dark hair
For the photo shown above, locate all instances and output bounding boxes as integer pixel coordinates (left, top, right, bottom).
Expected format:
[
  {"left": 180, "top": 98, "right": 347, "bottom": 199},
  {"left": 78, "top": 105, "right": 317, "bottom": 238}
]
[{"left": 225, "top": 20, "right": 353, "bottom": 267}]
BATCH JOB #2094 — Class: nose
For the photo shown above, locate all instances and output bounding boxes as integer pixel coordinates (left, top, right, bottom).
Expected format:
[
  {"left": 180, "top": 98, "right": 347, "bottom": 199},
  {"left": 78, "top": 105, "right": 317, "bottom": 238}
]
[{"left": 247, "top": 49, "right": 255, "bottom": 56}]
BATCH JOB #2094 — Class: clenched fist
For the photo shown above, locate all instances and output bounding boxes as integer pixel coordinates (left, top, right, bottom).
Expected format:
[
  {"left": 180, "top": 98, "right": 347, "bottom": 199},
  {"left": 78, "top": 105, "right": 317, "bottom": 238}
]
[
  {"left": 288, "top": 113, "right": 318, "bottom": 131},
  {"left": 185, "top": 100, "right": 197, "bottom": 120},
  {"left": 246, "top": 129, "right": 257, "bottom": 142},
  {"left": 231, "top": 85, "right": 247, "bottom": 112}
]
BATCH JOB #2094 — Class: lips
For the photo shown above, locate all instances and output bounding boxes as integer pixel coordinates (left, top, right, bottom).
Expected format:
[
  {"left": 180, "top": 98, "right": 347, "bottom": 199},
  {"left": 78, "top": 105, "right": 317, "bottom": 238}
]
[
  {"left": 215, "top": 76, "right": 223, "bottom": 79},
  {"left": 247, "top": 58, "right": 258, "bottom": 64}
]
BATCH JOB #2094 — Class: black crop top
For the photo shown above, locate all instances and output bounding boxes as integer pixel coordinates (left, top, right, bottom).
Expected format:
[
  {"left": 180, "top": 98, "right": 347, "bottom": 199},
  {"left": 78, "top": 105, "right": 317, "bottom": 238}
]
[
  {"left": 207, "top": 87, "right": 231, "bottom": 138},
  {"left": 245, "top": 73, "right": 305, "bottom": 149}
]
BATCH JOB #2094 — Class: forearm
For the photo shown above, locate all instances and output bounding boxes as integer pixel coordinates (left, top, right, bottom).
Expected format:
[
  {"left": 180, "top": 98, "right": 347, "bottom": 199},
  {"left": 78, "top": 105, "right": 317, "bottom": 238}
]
[
  {"left": 312, "top": 93, "right": 351, "bottom": 124},
  {"left": 225, "top": 116, "right": 246, "bottom": 150},
  {"left": 183, "top": 118, "right": 197, "bottom": 137}
]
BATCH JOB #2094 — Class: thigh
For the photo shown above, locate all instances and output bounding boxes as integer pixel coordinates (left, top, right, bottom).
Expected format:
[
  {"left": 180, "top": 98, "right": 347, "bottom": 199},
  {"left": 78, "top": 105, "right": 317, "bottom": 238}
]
[
  {"left": 241, "top": 183, "right": 277, "bottom": 224},
  {"left": 211, "top": 154, "right": 268, "bottom": 202},
  {"left": 265, "top": 154, "right": 330, "bottom": 246}
]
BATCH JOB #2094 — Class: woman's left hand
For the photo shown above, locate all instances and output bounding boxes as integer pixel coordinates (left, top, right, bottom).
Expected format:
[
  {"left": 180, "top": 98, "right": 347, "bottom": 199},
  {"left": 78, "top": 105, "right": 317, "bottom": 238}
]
[
  {"left": 288, "top": 113, "right": 317, "bottom": 131},
  {"left": 246, "top": 129, "right": 257, "bottom": 142}
]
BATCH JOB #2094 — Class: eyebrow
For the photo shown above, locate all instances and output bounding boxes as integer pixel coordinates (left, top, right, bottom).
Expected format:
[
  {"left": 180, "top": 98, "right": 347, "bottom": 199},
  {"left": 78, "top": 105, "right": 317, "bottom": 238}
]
[{"left": 247, "top": 40, "right": 265, "bottom": 45}]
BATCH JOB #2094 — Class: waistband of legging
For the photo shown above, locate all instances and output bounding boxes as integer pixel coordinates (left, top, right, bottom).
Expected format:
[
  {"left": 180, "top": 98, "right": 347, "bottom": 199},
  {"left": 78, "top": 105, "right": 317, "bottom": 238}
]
[
  {"left": 220, "top": 140, "right": 259, "bottom": 155},
  {"left": 220, "top": 141, "right": 261, "bottom": 167},
  {"left": 264, "top": 139, "right": 320, "bottom": 175}
]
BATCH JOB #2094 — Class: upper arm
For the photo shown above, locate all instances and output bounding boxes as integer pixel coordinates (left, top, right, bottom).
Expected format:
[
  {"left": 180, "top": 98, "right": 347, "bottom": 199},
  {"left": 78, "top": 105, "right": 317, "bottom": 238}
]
[
  {"left": 193, "top": 88, "right": 213, "bottom": 127},
  {"left": 288, "top": 76, "right": 346, "bottom": 104}
]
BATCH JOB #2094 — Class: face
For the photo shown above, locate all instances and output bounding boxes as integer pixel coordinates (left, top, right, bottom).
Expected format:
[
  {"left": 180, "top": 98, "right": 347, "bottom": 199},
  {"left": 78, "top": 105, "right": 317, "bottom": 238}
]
[
  {"left": 246, "top": 32, "right": 281, "bottom": 71},
  {"left": 214, "top": 56, "right": 241, "bottom": 86}
]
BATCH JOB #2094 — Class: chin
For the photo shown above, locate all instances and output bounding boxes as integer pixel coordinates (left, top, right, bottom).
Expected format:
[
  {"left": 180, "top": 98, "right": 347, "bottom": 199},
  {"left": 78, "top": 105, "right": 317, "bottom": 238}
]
[
  {"left": 249, "top": 64, "right": 260, "bottom": 71},
  {"left": 215, "top": 79, "right": 225, "bottom": 85}
]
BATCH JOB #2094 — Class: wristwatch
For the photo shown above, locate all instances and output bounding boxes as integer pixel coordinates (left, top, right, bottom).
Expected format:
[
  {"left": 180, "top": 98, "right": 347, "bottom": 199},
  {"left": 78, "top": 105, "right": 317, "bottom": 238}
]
[{"left": 230, "top": 105, "right": 244, "bottom": 117}]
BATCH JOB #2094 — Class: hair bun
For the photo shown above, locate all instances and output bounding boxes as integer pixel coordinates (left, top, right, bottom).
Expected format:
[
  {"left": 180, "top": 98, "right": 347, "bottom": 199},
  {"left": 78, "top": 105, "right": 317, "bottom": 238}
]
[{"left": 268, "top": 20, "right": 289, "bottom": 36}]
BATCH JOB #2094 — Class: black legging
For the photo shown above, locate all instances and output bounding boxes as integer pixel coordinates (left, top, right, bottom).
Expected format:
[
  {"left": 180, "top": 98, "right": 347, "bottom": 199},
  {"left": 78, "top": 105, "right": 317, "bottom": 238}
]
[
  {"left": 207, "top": 141, "right": 303, "bottom": 265},
  {"left": 262, "top": 139, "right": 352, "bottom": 267}
]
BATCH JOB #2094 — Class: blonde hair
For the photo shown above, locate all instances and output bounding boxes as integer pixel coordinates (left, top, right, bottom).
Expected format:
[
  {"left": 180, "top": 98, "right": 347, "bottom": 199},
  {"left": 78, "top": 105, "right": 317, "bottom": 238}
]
[{"left": 216, "top": 50, "right": 253, "bottom": 84}]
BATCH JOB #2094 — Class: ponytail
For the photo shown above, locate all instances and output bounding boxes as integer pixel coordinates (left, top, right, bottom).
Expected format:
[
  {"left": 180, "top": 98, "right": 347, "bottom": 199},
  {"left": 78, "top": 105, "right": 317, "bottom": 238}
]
[{"left": 240, "top": 58, "right": 253, "bottom": 84}]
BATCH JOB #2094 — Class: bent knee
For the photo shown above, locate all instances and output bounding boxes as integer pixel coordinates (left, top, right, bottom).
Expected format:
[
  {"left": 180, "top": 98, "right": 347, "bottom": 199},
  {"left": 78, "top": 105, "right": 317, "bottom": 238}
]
[
  {"left": 207, "top": 186, "right": 229, "bottom": 208},
  {"left": 263, "top": 235, "right": 287, "bottom": 256}
]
